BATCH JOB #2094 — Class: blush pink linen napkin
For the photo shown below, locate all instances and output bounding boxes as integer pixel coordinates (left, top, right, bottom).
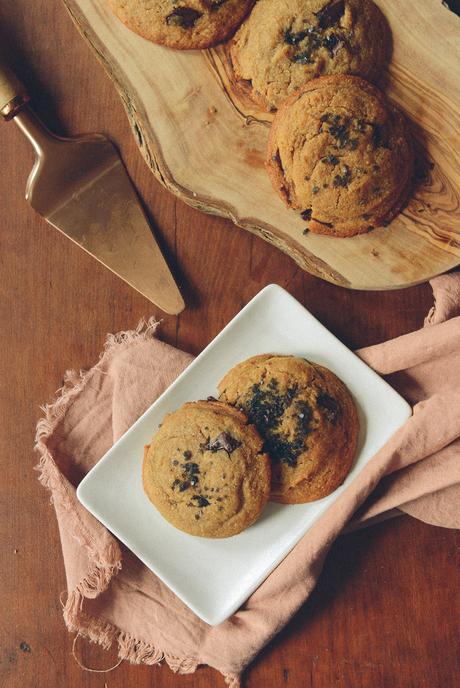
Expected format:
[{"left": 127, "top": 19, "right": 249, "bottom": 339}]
[{"left": 35, "top": 274, "right": 460, "bottom": 686}]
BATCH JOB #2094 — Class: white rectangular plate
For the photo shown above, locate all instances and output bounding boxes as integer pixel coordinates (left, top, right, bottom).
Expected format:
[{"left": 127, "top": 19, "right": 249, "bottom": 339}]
[{"left": 77, "top": 285, "right": 411, "bottom": 625}]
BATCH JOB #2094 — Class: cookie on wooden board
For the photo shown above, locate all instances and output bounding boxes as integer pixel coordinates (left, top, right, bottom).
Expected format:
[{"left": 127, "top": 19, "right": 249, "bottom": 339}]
[
  {"left": 266, "top": 75, "right": 413, "bottom": 237},
  {"left": 231, "top": 0, "right": 390, "bottom": 111},
  {"left": 108, "top": 0, "right": 255, "bottom": 50},
  {"left": 218, "top": 354, "right": 359, "bottom": 503},
  {"left": 143, "top": 399, "right": 270, "bottom": 537}
]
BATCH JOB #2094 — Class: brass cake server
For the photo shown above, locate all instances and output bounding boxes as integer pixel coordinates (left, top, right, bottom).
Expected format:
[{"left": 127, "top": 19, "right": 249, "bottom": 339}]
[{"left": 0, "top": 59, "right": 185, "bottom": 314}]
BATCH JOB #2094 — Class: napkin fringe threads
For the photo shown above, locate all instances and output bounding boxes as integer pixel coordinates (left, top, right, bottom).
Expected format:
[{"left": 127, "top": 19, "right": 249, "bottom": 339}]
[{"left": 33, "top": 318, "right": 243, "bottom": 685}]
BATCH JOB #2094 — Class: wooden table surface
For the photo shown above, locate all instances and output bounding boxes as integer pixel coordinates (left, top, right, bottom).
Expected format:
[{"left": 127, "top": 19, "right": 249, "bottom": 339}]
[{"left": 1, "top": 2, "right": 458, "bottom": 687}]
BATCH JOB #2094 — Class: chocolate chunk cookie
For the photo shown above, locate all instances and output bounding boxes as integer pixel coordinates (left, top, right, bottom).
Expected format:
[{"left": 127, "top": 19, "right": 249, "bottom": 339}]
[
  {"left": 218, "top": 355, "right": 359, "bottom": 503},
  {"left": 108, "top": 0, "right": 254, "bottom": 50},
  {"left": 231, "top": 0, "right": 390, "bottom": 111},
  {"left": 266, "top": 75, "right": 413, "bottom": 237},
  {"left": 143, "top": 399, "right": 270, "bottom": 537}
]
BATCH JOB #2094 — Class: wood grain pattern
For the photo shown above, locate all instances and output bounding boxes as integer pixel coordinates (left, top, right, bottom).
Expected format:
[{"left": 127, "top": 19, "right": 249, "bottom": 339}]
[
  {"left": 0, "top": 1, "right": 459, "bottom": 687},
  {"left": 60, "top": 0, "right": 460, "bottom": 290}
]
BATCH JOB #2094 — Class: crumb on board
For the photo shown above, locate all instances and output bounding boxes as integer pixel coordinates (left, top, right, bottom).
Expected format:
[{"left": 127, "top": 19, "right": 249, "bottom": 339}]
[{"left": 204, "top": 105, "right": 218, "bottom": 126}]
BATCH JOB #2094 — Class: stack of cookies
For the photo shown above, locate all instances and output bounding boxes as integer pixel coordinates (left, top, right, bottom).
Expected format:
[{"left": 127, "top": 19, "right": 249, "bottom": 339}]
[
  {"left": 143, "top": 355, "right": 359, "bottom": 538},
  {"left": 231, "top": 0, "right": 413, "bottom": 236},
  {"left": 108, "top": 0, "right": 414, "bottom": 238}
]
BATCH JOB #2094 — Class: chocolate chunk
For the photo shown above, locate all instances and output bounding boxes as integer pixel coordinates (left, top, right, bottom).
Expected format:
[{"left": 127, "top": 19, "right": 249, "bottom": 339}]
[
  {"left": 192, "top": 495, "right": 210, "bottom": 507},
  {"left": 262, "top": 397, "right": 311, "bottom": 467},
  {"left": 300, "top": 208, "right": 312, "bottom": 221},
  {"left": 166, "top": 7, "right": 202, "bottom": 28},
  {"left": 312, "top": 185, "right": 320, "bottom": 194},
  {"left": 183, "top": 450, "right": 192, "bottom": 459},
  {"left": 285, "top": 25, "right": 324, "bottom": 64},
  {"left": 322, "top": 154, "right": 339, "bottom": 166},
  {"left": 333, "top": 165, "right": 351, "bottom": 188},
  {"left": 183, "top": 462, "right": 200, "bottom": 474},
  {"left": 284, "top": 28, "right": 311, "bottom": 45},
  {"left": 241, "top": 379, "right": 313, "bottom": 468},
  {"left": 317, "top": 392, "right": 340, "bottom": 423},
  {"left": 315, "top": 0, "right": 345, "bottom": 29},
  {"left": 291, "top": 50, "right": 314, "bottom": 65},
  {"left": 322, "top": 33, "right": 344, "bottom": 57},
  {"left": 202, "top": 432, "right": 242, "bottom": 456}
]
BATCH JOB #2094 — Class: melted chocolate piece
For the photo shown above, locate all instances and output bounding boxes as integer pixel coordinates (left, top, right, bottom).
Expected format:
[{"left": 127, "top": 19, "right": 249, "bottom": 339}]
[
  {"left": 284, "top": 27, "right": 312, "bottom": 45},
  {"left": 315, "top": 0, "right": 346, "bottom": 29},
  {"left": 172, "top": 460, "right": 200, "bottom": 492},
  {"left": 328, "top": 121, "right": 349, "bottom": 148},
  {"left": 322, "top": 33, "right": 344, "bottom": 57},
  {"left": 291, "top": 50, "right": 315, "bottom": 65},
  {"left": 166, "top": 7, "right": 202, "bottom": 28},
  {"left": 192, "top": 495, "right": 210, "bottom": 507},
  {"left": 202, "top": 432, "right": 242, "bottom": 456},
  {"left": 322, "top": 154, "right": 339, "bottom": 166},
  {"left": 301, "top": 208, "right": 312, "bottom": 221},
  {"left": 285, "top": 23, "right": 345, "bottom": 65},
  {"left": 333, "top": 165, "right": 351, "bottom": 188},
  {"left": 241, "top": 378, "right": 314, "bottom": 468},
  {"left": 317, "top": 392, "right": 340, "bottom": 423}
]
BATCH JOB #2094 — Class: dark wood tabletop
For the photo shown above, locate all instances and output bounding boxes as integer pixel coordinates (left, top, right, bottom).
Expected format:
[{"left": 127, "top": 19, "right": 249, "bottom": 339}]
[{"left": 1, "top": 2, "right": 458, "bottom": 687}]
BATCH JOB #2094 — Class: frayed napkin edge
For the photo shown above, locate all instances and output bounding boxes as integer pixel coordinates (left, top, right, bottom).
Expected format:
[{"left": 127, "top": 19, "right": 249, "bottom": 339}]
[{"left": 33, "top": 318, "right": 241, "bottom": 686}]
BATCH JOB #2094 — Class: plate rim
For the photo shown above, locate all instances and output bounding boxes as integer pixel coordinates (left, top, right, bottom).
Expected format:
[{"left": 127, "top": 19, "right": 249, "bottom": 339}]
[{"left": 77, "top": 283, "right": 411, "bottom": 624}]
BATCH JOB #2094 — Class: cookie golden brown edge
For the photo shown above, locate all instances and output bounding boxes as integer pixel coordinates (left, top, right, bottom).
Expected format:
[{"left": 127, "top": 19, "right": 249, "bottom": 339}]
[
  {"left": 143, "top": 399, "right": 271, "bottom": 537},
  {"left": 266, "top": 75, "right": 413, "bottom": 237},
  {"left": 218, "top": 354, "right": 359, "bottom": 503}
]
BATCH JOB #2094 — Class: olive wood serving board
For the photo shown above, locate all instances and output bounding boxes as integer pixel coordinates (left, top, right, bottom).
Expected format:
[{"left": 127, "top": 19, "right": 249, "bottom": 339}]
[{"left": 63, "top": 0, "right": 460, "bottom": 290}]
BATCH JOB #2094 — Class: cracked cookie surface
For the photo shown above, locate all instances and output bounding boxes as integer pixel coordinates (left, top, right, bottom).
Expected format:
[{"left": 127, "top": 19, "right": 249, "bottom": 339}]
[
  {"left": 108, "top": 0, "right": 254, "bottom": 49},
  {"left": 218, "top": 354, "right": 359, "bottom": 503},
  {"left": 231, "top": 0, "right": 390, "bottom": 111},
  {"left": 143, "top": 399, "right": 270, "bottom": 537},
  {"left": 266, "top": 75, "right": 413, "bottom": 237}
]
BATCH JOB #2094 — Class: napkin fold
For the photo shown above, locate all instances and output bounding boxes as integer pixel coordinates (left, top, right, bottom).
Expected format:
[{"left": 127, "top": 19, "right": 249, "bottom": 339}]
[{"left": 35, "top": 274, "right": 460, "bottom": 686}]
